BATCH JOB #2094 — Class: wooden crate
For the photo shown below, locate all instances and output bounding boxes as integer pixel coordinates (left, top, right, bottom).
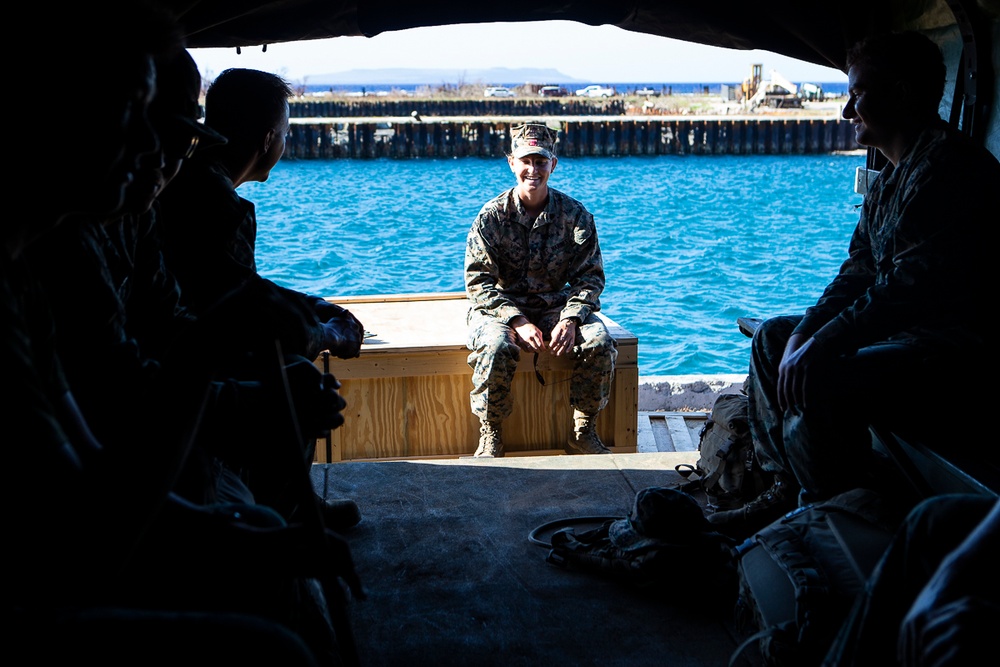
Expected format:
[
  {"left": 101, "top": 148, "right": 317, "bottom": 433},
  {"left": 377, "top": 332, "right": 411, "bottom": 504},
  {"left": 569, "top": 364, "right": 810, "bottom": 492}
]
[{"left": 313, "top": 292, "right": 638, "bottom": 461}]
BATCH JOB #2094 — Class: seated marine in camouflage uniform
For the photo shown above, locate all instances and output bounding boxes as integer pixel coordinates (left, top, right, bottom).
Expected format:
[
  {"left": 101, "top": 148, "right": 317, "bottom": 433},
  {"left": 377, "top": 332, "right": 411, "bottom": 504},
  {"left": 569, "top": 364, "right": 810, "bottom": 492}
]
[{"left": 464, "top": 122, "right": 617, "bottom": 458}]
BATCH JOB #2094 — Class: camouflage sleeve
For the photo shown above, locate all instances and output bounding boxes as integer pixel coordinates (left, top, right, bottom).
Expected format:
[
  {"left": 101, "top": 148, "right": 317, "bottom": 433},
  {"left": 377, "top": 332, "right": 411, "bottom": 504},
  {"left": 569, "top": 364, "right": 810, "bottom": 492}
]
[
  {"left": 559, "top": 209, "right": 605, "bottom": 323},
  {"left": 464, "top": 211, "right": 523, "bottom": 324}
]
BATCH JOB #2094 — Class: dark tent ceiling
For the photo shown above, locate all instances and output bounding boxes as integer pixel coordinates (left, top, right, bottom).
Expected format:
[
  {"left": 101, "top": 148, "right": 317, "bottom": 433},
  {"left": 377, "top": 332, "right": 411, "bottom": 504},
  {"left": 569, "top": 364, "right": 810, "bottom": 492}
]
[{"left": 163, "top": 1, "right": 992, "bottom": 74}]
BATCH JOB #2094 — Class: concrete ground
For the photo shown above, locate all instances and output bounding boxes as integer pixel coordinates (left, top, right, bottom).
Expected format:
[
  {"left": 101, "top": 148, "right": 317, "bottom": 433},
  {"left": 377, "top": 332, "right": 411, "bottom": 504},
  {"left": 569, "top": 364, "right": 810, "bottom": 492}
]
[{"left": 312, "top": 450, "right": 764, "bottom": 667}]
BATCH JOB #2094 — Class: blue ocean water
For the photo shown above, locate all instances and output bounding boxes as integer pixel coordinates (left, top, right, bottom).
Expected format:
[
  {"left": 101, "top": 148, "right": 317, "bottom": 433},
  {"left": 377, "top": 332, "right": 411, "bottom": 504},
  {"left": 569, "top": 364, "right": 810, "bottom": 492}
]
[{"left": 245, "top": 153, "right": 865, "bottom": 377}]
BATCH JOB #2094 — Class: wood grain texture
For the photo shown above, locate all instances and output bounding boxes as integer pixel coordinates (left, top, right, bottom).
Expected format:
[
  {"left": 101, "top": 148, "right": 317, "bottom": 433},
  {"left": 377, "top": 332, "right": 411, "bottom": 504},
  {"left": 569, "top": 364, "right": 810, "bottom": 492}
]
[{"left": 314, "top": 293, "right": 638, "bottom": 461}]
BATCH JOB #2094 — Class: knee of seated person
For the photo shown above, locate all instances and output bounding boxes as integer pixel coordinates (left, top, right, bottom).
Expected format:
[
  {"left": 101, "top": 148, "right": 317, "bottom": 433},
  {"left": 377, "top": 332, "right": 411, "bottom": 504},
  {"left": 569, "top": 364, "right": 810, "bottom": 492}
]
[
  {"left": 755, "top": 315, "right": 788, "bottom": 338},
  {"left": 479, "top": 334, "right": 521, "bottom": 359},
  {"left": 752, "top": 315, "right": 798, "bottom": 351},
  {"left": 576, "top": 329, "right": 616, "bottom": 355}
]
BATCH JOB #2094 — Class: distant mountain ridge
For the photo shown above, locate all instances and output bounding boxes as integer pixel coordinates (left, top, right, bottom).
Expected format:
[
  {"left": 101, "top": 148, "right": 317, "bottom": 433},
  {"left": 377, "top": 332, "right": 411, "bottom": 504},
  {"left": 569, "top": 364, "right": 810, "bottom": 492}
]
[{"left": 304, "top": 67, "right": 586, "bottom": 86}]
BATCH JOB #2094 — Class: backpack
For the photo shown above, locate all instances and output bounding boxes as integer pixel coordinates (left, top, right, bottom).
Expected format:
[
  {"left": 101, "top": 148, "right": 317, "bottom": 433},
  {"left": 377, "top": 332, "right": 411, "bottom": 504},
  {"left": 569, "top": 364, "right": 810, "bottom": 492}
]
[
  {"left": 541, "top": 487, "right": 738, "bottom": 599},
  {"left": 729, "top": 488, "right": 908, "bottom": 667},
  {"left": 676, "top": 392, "right": 772, "bottom": 511}
]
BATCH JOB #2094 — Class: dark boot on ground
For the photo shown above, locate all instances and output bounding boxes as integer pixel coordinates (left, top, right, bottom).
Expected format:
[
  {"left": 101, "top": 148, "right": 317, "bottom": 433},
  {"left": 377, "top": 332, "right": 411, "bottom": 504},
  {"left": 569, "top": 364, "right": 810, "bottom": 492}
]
[
  {"left": 705, "top": 474, "right": 797, "bottom": 539},
  {"left": 566, "top": 411, "right": 612, "bottom": 455}
]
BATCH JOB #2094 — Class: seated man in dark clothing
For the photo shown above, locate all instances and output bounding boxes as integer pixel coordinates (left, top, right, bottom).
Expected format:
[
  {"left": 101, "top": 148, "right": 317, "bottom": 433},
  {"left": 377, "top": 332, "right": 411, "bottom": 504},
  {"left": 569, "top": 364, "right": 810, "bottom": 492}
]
[
  {"left": 156, "top": 67, "right": 364, "bottom": 528},
  {"left": 28, "top": 46, "right": 342, "bottom": 496},
  {"left": 708, "top": 31, "right": 999, "bottom": 537},
  {"left": 8, "top": 5, "right": 360, "bottom": 665}
]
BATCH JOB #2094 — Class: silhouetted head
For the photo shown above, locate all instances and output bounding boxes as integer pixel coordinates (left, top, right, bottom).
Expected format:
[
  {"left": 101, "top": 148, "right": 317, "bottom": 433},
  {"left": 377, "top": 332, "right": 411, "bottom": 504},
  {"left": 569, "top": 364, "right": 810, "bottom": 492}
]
[
  {"left": 842, "top": 31, "right": 946, "bottom": 164},
  {"left": 13, "top": 0, "right": 183, "bottom": 256},
  {"left": 123, "top": 49, "right": 228, "bottom": 217},
  {"left": 203, "top": 68, "right": 294, "bottom": 184},
  {"left": 846, "top": 31, "right": 946, "bottom": 122},
  {"left": 150, "top": 49, "right": 228, "bottom": 161}
]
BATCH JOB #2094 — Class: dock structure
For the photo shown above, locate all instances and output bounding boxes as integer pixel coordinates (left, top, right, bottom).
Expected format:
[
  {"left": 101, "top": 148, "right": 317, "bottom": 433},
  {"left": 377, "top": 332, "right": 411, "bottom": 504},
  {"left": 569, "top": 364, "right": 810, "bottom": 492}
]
[
  {"left": 285, "top": 115, "right": 859, "bottom": 159},
  {"left": 289, "top": 97, "right": 629, "bottom": 119}
]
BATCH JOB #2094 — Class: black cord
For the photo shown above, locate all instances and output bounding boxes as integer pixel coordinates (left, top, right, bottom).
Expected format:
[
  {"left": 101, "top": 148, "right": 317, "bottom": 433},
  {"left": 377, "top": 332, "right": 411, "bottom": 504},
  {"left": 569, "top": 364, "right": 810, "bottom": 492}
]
[{"left": 528, "top": 516, "right": 620, "bottom": 548}]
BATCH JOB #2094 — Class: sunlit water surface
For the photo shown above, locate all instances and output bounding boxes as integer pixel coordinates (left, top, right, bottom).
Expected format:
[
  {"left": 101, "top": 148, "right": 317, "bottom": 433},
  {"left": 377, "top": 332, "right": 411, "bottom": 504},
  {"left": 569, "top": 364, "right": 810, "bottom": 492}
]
[{"left": 245, "top": 153, "right": 864, "bottom": 376}]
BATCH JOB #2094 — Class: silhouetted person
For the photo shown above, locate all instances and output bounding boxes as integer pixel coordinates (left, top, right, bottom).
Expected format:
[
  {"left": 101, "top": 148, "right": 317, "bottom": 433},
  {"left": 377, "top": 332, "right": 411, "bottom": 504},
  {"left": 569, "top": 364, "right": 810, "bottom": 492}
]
[
  {"left": 709, "top": 31, "right": 1000, "bottom": 538},
  {"left": 8, "top": 10, "right": 360, "bottom": 663},
  {"left": 156, "top": 68, "right": 365, "bottom": 529}
]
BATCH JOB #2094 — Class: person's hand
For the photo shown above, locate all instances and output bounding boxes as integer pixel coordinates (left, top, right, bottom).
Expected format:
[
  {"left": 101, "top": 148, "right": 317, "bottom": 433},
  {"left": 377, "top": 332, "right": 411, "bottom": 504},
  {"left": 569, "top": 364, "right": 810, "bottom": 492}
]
[
  {"left": 511, "top": 316, "right": 545, "bottom": 352},
  {"left": 548, "top": 319, "right": 578, "bottom": 357},
  {"left": 312, "top": 298, "right": 349, "bottom": 321},
  {"left": 284, "top": 356, "right": 346, "bottom": 438},
  {"left": 776, "top": 333, "right": 824, "bottom": 410},
  {"left": 319, "top": 315, "right": 365, "bottom": 359}
]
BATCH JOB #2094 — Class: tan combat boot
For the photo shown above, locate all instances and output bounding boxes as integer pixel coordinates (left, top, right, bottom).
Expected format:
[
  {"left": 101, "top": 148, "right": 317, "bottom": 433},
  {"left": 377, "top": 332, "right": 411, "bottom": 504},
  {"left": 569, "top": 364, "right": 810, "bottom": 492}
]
[
  {"left": 566, "top": 411, "right": 612, "bottom": 455},
  {"left": 473, "top": 421, "right": 504, "bottom": 458}
]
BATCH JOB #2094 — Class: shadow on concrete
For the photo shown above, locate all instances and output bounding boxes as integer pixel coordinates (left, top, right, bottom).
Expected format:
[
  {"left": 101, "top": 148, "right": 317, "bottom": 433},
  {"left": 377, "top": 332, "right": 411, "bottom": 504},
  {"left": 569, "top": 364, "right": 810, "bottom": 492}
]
[{"left": 313, "top": 454, "right": 763, "bottom": 666}]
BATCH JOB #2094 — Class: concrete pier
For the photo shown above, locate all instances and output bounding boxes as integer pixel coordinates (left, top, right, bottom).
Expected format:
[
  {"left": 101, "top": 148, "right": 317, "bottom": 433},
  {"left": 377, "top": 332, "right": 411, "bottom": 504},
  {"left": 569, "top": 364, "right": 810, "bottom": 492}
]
[
  {"left": 285, "top": 116, "right": 859, "bottom": 158},
  {"left": 638, "top": 374, "right": 746, "bottom": 412}
]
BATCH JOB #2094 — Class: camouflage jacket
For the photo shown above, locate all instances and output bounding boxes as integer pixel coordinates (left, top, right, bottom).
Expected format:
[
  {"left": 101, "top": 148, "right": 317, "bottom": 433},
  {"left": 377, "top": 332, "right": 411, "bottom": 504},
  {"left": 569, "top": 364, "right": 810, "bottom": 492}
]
[
  {"left": 795, "top": 122, "right": 999, "bottom": 354},
  {"left": 465, "top": 187, "right": 605, "bottom": 324}
]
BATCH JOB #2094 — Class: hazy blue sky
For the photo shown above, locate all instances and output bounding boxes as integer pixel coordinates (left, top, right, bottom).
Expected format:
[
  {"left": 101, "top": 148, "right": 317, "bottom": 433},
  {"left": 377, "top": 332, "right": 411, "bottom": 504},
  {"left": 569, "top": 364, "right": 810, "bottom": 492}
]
[{"left": 189, "top": 21, "right": 847, "bottom": 85}]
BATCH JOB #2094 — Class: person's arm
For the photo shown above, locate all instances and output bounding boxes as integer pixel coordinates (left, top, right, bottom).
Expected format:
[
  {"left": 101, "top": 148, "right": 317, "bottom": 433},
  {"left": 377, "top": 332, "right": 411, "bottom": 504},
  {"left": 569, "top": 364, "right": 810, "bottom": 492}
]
[
  {"left": 793, "top": 202, "right": 877, "bottom": 345},
  {"left": 898, "top": 497, "right": 1000, "bottom": 666},
  {"left": 121, "top": 208, "right": 200, "bottom": 360},
  {"left": 800, "top": 141, "right": 992, "bottom": 356},
  {"left": 464, "top": 206, "right": 523, "bottom": 325},
  {"left": 157, "top": 164, "right": 259, "bottom": 314},
  {"left": 557, "top": 208, "right": 605, "bottom": 325}
]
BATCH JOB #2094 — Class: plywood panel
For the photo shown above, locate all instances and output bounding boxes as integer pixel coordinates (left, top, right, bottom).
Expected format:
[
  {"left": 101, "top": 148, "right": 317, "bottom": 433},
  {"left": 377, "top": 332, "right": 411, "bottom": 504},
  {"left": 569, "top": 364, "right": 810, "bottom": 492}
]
[
  {"left": 314, "top": 293, "right": 638, "bottom": 461},
  {"left": 332, "top": 377, "right": 408, "bottom": 460},
  {"left": 403, "top": 374, "right": 475, "bottom": 457},
  {"left": 503, "top": 368, "right": 574, "bottom": 450}
]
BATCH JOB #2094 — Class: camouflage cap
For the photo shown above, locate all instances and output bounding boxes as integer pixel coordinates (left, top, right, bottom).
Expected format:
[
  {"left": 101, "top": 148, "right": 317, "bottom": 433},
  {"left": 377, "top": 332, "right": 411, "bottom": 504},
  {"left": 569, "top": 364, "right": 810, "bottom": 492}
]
[{"left": 510, "top": 122, "right": 556, "bottom": 159}]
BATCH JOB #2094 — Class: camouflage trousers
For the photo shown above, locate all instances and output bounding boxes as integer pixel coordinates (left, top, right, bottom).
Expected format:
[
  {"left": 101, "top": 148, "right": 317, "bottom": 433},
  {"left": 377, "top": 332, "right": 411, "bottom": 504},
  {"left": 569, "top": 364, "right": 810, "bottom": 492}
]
[
  {"left": 466, "top": 308, "right": 617, "bottom": 424},
  {"left": 748, "top": 315, "right": 960, "bottom": 504}
]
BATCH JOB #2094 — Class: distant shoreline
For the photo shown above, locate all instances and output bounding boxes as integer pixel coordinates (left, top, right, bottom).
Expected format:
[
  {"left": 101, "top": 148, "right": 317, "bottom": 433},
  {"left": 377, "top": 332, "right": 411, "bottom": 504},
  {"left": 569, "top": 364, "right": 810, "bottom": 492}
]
[{"left": 296, "top": 80, "right": 850, "bottom": 98}]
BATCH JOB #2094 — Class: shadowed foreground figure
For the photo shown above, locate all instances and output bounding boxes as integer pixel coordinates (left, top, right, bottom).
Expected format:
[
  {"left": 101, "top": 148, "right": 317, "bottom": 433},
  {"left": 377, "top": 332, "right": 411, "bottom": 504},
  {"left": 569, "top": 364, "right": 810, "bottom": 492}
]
[
  {"left": 7, "top": 6, "right": 362, "bottom": 663},
  {"left": 23, "top": 47, "right": 361, "bottom": 664},
  {"left": 823, "top": 493, "right": 1000, "bottom": 666},
  {"left": 155, "top": 67, "right": 365, "bottom": 530},
  {"left": 709, "top": 31, "right": 1000, "bottom": 538}
]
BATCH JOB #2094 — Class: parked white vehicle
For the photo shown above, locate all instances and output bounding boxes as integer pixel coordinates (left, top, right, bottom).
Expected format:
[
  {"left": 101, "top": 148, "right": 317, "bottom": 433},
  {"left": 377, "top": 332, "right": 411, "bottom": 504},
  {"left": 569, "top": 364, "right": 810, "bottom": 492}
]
[
  {"left": 484, "top": 86, "right": 515, "bottom": 98},
  {"left": 575, "top": 84, "right": 615, "bottom": 98}
]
